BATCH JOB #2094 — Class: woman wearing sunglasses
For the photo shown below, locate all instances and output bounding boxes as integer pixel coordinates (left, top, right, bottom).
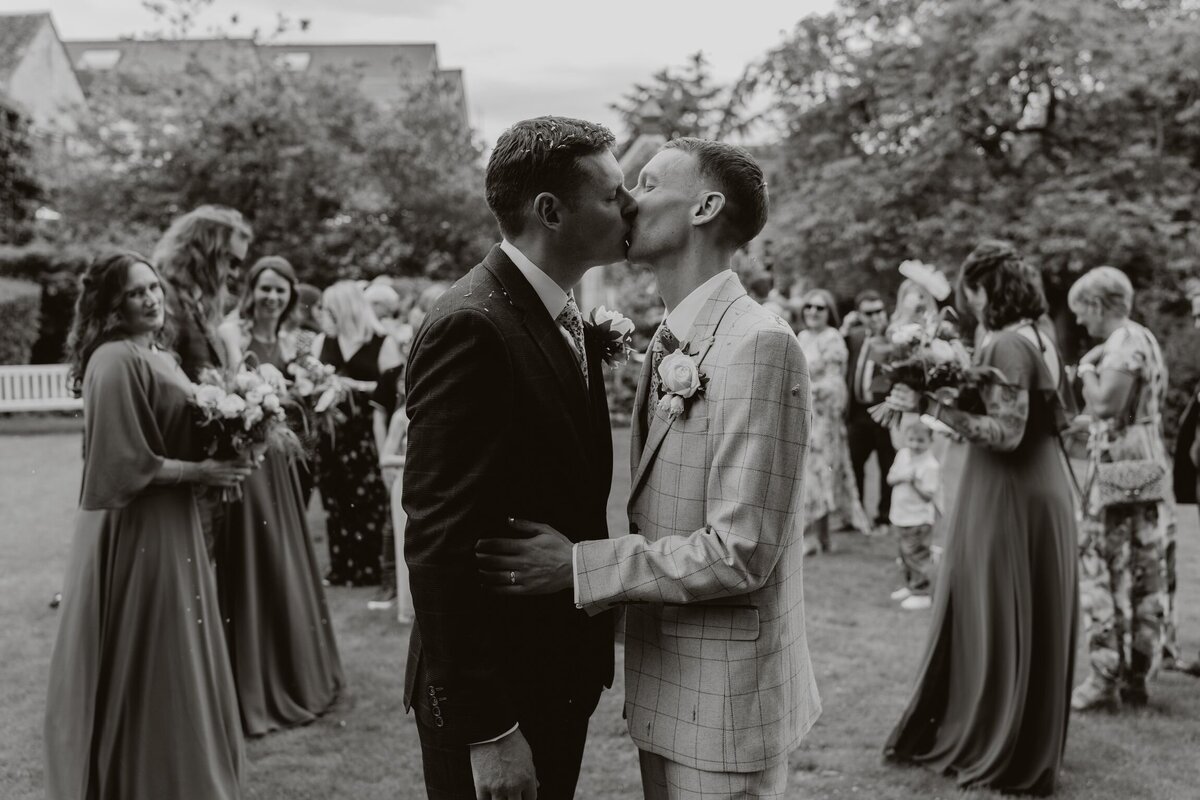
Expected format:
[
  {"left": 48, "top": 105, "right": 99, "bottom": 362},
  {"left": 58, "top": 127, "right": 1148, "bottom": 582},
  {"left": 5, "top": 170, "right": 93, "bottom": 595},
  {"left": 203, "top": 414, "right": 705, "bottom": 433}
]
[{"left": 796, "top": 288, "right": 871, "bottom": 554}]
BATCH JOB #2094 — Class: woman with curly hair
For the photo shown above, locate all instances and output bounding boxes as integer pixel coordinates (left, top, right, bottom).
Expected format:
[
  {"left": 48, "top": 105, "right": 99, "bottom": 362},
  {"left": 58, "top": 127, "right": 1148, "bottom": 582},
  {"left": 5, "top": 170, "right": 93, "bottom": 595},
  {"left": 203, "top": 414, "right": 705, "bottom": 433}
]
[
  {"left": 883, "top": 241, "right": 1077, "bottom": 797},
  {"left": 796, "top": 287, "right": 870, "bottom": 553},
  {"left": 214, "top": 256, "right": 345, "bottom": 735},
  {"left": 45, "top": 252, "right": 250, "bottom": 800}
]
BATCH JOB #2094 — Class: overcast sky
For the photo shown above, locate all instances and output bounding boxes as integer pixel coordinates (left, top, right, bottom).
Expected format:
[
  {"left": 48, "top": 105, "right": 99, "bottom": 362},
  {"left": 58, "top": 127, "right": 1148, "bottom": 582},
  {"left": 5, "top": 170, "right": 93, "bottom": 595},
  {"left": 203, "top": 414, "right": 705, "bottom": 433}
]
[{"left": 3, "top": 0, "right": 835, "bottom": 144}]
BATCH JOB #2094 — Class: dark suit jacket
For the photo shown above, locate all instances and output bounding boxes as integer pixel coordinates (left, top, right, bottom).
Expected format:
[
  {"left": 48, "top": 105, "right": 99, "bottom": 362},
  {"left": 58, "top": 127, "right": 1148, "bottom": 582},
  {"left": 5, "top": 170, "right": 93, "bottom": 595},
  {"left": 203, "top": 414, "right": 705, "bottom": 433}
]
[
  {"left": 164, "top": 280, "right": 224, "bottom": 380},
  {"left": 845, "top": 327, "right": 886, "bottom": 421},
  {"left": 402, "top": 244, "right": 615, "bottom": 746}
]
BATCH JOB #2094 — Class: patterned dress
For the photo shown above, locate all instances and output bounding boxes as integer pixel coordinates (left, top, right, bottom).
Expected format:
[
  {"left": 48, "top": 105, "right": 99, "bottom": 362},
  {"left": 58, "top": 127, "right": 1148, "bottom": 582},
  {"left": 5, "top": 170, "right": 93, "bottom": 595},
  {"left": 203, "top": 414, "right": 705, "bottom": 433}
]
[
  {"left": 1078, "top": 321, "right": 1177, "bottom": 691},
  {"left": 317, "top": 335, "right": 394, "bottom": 586},
  {"left": 797, "top": 326, "right": 870, "bottom": 533}
]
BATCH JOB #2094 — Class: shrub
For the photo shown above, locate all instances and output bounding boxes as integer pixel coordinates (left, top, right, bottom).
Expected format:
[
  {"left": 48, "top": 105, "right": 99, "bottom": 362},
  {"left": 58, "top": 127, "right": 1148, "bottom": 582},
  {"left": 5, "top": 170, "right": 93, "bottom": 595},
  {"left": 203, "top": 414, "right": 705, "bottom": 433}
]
[
  {"left": 0, "top": 277, "right": 42, "bottom": 364},
  {"left": 0, "top": 244, "right": 90, "bottom": 363}
]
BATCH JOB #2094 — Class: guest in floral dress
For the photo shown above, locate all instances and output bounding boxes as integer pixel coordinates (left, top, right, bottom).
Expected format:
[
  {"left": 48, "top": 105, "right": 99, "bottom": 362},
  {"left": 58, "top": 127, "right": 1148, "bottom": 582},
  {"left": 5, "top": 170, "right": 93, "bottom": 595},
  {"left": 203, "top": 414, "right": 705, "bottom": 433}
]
[
  {"left": 1068, "top": 266, "right": 1177, "bottom": 711},
  {"left": 797, "top": 288, "right": 870, "bottom": 554},
  {"left": 314, "top": 281, "right": 404, "bottom": 598}
]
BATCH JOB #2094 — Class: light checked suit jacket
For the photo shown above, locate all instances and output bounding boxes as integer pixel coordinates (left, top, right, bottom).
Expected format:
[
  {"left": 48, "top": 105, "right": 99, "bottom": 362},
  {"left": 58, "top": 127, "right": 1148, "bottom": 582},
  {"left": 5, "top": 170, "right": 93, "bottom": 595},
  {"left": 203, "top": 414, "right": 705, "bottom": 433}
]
[{"left": 575, "top": 272, "right": 822, "bottom": 773}]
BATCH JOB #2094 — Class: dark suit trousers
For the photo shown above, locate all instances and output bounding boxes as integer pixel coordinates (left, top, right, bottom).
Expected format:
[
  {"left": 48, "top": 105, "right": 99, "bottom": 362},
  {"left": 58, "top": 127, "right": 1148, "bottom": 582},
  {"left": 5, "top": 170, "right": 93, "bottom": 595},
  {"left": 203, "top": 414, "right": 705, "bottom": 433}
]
[
  {"left": 415, "top": 691, "right": 600, "bottom": 800},
  {"left": 847, "top": 409, "right": 895, "bottom": 524}
]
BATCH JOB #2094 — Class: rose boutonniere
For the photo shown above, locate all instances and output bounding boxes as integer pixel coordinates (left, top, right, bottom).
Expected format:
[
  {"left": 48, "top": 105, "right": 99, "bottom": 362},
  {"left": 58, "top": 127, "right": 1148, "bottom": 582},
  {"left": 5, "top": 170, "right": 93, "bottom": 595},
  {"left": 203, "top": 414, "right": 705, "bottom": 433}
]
[
  {"left": 657, "top": 346, "right": 708, "bottom": 420},
  {"left": 587, "top": 305, "right": 635, "bottom": 367}
]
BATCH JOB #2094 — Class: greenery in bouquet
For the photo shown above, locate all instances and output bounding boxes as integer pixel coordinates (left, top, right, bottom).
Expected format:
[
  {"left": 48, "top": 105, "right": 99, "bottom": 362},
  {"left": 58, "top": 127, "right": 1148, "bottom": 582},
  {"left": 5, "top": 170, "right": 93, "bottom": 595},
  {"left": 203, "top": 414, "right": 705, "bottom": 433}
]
[{"left": 192, "top": 366, "right": 304, "bottom": 497}]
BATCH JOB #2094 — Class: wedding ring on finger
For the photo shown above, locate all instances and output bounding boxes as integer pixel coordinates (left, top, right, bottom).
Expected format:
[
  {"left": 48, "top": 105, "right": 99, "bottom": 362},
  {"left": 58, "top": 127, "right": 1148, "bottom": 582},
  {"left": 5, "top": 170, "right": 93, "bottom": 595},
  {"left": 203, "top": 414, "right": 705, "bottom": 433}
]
[{"left": 509, "top": 570, "right": 517, "bottom": 585}]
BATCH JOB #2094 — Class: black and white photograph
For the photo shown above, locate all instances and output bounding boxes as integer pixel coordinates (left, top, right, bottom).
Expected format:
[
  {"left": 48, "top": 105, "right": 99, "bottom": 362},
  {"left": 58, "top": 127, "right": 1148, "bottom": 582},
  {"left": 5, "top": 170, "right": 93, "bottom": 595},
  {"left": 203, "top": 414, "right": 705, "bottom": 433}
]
[{"left": 2, "top": 0, "right": 1200, "bottom": 798}]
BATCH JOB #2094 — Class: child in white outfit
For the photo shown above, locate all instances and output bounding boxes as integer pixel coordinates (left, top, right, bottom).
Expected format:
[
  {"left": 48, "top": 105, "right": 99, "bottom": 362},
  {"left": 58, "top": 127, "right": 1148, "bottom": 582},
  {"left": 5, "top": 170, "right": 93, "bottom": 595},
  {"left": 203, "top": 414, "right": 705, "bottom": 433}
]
[{"left": 888, "top": 418, "right": 941, "bottom": 611}]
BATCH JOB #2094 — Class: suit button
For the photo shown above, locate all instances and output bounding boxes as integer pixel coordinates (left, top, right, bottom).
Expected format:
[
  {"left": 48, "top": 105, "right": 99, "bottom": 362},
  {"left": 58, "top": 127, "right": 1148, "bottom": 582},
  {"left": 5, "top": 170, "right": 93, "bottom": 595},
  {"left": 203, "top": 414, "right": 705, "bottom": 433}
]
[{"left": 631, "top": 523, "right": 640, "bottom": 535}]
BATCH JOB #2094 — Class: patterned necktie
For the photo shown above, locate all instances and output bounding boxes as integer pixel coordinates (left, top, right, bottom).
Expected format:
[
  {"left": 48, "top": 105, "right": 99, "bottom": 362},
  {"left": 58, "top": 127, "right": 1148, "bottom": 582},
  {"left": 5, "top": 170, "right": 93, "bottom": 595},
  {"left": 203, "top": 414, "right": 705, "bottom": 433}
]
[
  {"left": 647, "top": 323, "right": 680, "bottom": 404},
  {"left": 556, "top": 294, "right": 588, "bottom": 386}
]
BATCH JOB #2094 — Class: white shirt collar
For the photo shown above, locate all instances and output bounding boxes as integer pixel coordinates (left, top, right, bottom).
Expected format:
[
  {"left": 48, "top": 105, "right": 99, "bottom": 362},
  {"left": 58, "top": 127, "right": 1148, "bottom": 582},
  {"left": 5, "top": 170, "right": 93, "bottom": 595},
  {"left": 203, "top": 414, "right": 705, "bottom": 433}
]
[
  {"left": 500, "top": 240, "right": 569, "bottom": 322},
  {"left": 664, "top": 270, "right": 733, "bottom": 343}
]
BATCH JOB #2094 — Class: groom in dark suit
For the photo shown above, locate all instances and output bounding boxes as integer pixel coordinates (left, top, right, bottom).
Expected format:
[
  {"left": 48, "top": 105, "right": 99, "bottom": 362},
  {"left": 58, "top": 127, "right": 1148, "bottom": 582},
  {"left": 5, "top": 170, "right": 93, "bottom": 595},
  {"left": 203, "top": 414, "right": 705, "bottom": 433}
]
[{"left": 402, "top": 116, "right": 637, "bottom": 799}]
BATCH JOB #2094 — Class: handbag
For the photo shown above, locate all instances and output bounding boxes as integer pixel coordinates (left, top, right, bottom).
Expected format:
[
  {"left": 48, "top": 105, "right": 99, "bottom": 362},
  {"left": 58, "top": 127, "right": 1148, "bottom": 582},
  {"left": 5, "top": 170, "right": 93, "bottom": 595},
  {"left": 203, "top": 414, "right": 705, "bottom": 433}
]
[{"left": 1089, "top": 347, "right": 1166, "bottom": 509}]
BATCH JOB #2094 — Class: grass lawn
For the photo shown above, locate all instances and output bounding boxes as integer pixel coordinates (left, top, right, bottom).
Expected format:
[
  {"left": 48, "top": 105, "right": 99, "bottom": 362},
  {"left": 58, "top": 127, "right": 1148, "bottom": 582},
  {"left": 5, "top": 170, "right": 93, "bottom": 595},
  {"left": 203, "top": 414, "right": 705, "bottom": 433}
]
[{"left": 3, "top": 426, "right": 1199, "bottom": 799}]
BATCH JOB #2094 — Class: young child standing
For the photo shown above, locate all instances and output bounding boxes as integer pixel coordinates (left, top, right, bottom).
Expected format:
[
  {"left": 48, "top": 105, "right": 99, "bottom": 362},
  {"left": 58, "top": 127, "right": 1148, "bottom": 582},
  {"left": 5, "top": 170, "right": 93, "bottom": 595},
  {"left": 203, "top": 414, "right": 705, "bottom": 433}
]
[{"left": 888, "top": 418, "right": 941, "bottom": 610}]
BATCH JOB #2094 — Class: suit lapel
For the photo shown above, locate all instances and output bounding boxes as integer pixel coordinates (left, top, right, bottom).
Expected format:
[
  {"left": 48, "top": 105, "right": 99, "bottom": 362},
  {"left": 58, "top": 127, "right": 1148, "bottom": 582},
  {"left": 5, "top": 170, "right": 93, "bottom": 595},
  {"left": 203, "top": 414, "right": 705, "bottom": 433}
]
[
  {"left": 627, "top": 273, "right": 746, "bottom": 508},
  {"left": 628, "top": 346, "right": 656, "bottom": 475},
  {"left": 482, "top": 246, "right": 591, "bottom": 427}
]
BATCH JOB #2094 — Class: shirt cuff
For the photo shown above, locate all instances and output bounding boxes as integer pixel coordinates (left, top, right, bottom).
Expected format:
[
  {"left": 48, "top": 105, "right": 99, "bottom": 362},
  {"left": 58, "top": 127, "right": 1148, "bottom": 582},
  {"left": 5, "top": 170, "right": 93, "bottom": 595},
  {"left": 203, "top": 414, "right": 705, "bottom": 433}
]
[
  {"left": 572, "top": 543, "right": 582, "bottom": 608},
  {"left": 469, "top": 724, "right": 519, "bottom": 746}
]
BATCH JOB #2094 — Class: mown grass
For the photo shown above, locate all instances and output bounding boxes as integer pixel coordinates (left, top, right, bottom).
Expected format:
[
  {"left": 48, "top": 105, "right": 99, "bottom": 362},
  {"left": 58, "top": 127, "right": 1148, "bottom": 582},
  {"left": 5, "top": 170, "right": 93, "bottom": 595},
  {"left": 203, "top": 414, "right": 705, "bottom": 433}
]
[{"left": 2, "top": 428, "right": 1198, "bottom": 799}]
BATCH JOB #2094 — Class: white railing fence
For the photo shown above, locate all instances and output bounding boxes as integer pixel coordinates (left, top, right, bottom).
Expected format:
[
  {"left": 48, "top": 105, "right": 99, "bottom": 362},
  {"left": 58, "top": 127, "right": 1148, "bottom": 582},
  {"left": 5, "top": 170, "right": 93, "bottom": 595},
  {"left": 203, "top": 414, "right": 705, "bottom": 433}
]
[{"left": 0, "top": 364, "right": 82, "bottom": 413}]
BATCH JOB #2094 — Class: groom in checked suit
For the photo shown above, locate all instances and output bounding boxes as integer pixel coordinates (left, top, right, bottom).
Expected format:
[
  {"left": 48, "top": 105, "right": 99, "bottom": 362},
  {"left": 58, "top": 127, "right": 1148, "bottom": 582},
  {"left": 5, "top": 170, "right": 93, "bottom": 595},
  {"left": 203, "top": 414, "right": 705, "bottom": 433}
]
[
  {"left": 402, "top": 117, "right": 636, "bottom": 799},
  {"left": 479, "top": 139, "right": 821, "bottom": 798}
]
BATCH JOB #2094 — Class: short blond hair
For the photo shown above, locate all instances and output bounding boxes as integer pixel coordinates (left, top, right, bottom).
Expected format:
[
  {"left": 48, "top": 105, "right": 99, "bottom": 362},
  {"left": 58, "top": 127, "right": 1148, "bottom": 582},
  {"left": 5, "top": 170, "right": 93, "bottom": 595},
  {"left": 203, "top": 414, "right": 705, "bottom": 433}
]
[{"left": 1068, "top": 266, "right": 1133, "bottom": 317}]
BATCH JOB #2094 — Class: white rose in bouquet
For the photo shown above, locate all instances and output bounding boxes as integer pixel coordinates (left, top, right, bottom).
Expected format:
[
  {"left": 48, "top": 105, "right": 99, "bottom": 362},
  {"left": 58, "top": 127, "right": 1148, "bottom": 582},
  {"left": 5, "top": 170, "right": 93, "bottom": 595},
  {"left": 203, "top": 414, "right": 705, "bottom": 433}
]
[
  {"left": 217, "top": 394, "right": 247, "bottom": 419},
  {"left": 243, "top": 405, "right": 264, "bottom": 430},
  {"left": 245, "top": 386, "right": 267, "bottom": 406},
  {"left": 235, "top": 371, "right": 259, "bottom": 392},
  {"left": 262, "top": 393, "right": 281, "bottom": 413},
  {"left": 194, "top": 384, "right": 225, "bottom": 410}
]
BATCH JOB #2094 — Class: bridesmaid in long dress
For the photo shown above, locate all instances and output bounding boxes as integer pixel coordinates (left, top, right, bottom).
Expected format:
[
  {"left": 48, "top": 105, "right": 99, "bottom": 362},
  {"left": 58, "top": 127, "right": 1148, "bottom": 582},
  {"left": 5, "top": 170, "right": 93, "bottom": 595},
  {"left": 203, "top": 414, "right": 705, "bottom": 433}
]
[
  {"left": 216, "top": 257, "right": 345, "bottom": 736},
  {"left": 45, "top": 252, "right": 251, "bottom": 800},
  {"left": 314, "top": 281, "right": 403, "bottom": 593},
  {"left": 882, "top": 241, "right": 1077, "bottom": 797}
]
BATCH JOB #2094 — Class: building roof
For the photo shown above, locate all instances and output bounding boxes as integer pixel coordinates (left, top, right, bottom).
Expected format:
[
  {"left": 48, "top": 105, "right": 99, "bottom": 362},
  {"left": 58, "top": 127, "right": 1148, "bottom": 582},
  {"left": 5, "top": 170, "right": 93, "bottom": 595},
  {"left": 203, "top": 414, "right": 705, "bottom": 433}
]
[
  {"left": 63, "top": 38, "right": 262, "bottom": 85},
  {"left": 0, "top": 13, "right": 51, "bottom": 87},
  {"left": 260, "top": 42, "right": 439, "bottom": 105}
]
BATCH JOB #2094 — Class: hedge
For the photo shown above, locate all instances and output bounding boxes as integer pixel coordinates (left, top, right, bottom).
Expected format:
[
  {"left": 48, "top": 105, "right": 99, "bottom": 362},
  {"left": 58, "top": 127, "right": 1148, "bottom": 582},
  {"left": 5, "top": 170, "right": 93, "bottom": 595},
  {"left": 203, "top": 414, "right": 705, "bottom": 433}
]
[
  {"left": 0, "top": 277, "right": 42, "bottom": 365},
  {"left": 0, "top": 245, "right": 89, "bottom": 364}
]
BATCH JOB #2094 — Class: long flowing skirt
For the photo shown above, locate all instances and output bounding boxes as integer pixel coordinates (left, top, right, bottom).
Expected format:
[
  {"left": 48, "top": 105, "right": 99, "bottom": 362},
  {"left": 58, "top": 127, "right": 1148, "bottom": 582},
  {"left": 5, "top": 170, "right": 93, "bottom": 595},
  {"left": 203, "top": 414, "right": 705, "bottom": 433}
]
[
  {"left": 45, "top": 487, "right": 244, "bottom": 800},
  {"left": 884, "top": 436, "right": 1078, "bottom": 796},
  {"left": 217, "top": 452, "right": 345, "bottom": 736}
]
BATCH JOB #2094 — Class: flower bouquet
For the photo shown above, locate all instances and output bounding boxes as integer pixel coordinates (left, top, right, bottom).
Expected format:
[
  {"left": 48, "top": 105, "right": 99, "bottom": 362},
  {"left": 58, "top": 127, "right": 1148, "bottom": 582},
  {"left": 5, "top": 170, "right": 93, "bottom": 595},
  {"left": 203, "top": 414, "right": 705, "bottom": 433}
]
[
  {"left": 867, "top": 311, "right": 997, "bottom": 429},
  {"left": 285, "top": 353, "right": 351, "bottom": 453},
  {"left": 587, "top": 306, "right": 636, "bottom": 367},
  {"left": 192, "top": 365, "right": 303, "bottom": 499}
]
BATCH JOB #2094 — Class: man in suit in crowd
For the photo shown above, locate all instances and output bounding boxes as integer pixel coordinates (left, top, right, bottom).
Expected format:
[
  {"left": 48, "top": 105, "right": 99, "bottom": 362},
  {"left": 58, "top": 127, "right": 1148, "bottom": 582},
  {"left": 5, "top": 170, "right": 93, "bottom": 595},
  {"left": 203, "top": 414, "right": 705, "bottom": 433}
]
[
  {"left": 844, "top": 289, "right": 895, "bottom": 531},
  {"left": 478, "top": 138, "right": 821, "bottom": 799},
  {"left": 402, "top": 116, "right": 637, "bottom": 800}
]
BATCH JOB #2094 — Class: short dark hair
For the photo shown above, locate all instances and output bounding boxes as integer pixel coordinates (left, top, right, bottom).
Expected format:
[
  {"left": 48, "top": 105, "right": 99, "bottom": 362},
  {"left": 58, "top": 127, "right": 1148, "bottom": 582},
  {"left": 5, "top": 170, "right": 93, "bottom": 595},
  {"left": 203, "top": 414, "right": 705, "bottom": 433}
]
[
  {"left": 485, "top": 116, "right": 616, "bottom": 238},
  {"left": 662, "top": 137, "right": 769, "bottom": 248},
  {"left": 957, "top": 240, "right": 1048, "bottom": 330},
  {"left": 855, "top": 289, "right": 884, "bottom": 308}
]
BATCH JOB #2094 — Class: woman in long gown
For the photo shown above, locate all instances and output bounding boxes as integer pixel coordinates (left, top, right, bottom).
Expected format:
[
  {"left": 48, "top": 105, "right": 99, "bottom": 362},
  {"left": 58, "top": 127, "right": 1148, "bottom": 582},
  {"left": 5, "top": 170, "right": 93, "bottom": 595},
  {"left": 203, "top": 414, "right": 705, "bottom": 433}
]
[
  {"left": 796, "top": 288, "right": 871, "bottom": 553},
  {"left": 45, "top": 252, "right": 252, "bottom": 800},
  {"left": 882, "top": 241, "right": 1078, "bottom": 797},
  {"left": 314, "top": 281, "right": 403, "bottom": 591},
  {"left": 216, "top": 256, "right": 345, "bottom": 736}
]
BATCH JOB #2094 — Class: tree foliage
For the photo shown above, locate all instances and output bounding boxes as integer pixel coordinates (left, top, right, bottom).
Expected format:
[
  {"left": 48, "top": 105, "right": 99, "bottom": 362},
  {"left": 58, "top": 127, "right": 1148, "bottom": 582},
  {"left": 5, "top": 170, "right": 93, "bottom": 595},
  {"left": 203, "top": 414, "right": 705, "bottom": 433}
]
[
  {"left": 0, "top": 105, "right": 44, "bottom": 246},
  {"left": 51, "top": 39, "right": 493, "bottom": 284},
  {"left": 610, "top": 52, "right": 755, "bottom": 142}
]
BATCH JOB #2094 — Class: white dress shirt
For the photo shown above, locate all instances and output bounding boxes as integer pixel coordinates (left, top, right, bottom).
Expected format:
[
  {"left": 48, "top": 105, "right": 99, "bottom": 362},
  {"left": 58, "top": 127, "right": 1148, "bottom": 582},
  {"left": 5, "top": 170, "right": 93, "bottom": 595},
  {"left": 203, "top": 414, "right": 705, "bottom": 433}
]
[
  {"left": 571, "top": 268, "right": 735, "bottom": 607},
  {"left": 500, "top": 239, "right": 583, "bottom": 358}
]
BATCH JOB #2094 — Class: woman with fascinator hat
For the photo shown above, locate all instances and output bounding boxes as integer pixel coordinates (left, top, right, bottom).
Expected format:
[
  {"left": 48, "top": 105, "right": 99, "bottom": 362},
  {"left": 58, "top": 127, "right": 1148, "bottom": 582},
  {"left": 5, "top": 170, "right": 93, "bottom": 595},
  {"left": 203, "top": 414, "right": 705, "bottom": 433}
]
[{"left": 883, "top": 241, "right": 1078, "bottom": 797}]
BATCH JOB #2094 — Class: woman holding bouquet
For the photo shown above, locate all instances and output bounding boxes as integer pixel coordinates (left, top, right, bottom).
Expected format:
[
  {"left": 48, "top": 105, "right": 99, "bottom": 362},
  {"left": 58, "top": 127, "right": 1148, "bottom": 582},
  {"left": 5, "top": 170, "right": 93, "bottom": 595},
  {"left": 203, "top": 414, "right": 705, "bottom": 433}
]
[
  {"left": 214, "top": 257, "right": 344, "bottom": 736},
  {"left": 45, "top": 252, "right": 250, "bottom": 800},
  {"left": 315, "top": 281, "right": 403, "bottom": 593},
  {"left": 796, "top": 287, "right": 870, "bottom": 553},
  {"left": 883, "top": 241, "right": 1077, "bottom": 796}
]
